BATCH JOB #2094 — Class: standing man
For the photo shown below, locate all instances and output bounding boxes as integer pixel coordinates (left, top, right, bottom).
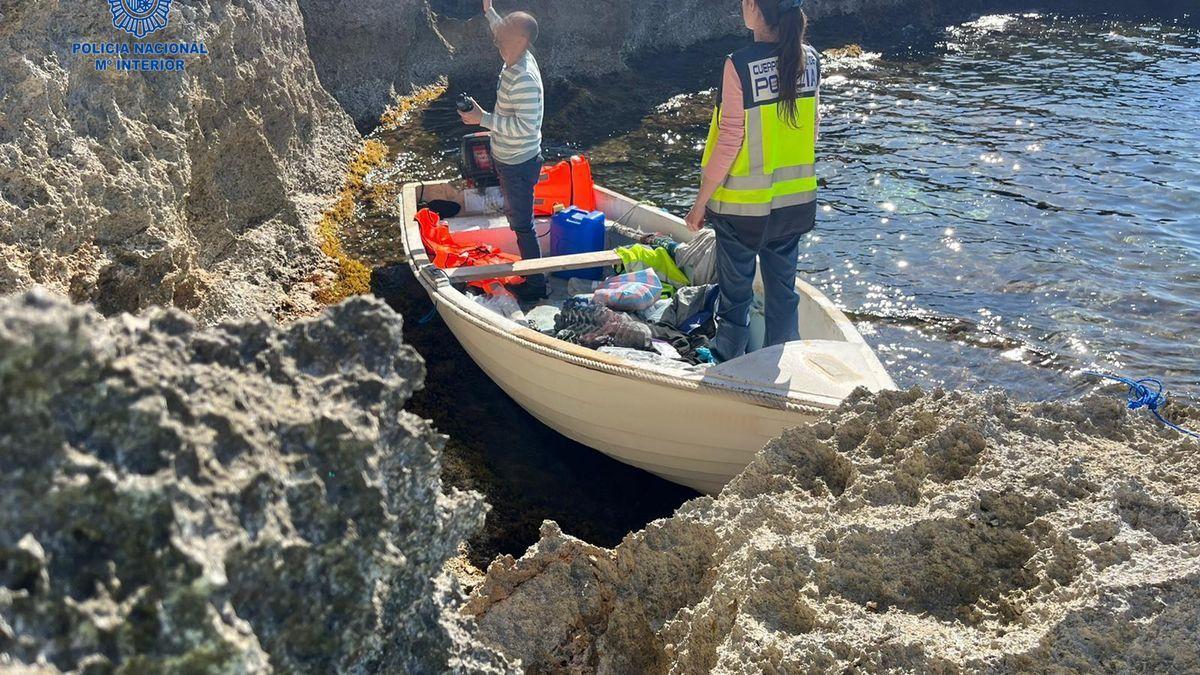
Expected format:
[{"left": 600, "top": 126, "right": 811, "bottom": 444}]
[{"left": 459, "top": 0, "right": 547, "bottom": 302}]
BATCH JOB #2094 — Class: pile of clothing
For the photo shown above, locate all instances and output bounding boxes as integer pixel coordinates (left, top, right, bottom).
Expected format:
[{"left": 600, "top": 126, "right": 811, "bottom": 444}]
[
  {"left": 459, "top": 230, "right": 720, "bottom": 367},
  {"left": 546, "top": 290, "right": 718, "bottom": 365},
  {"left": 540, "top": 233, "right": 721, "bottom": 366},
  {"left": 551, "top": 297, "right": 653, "bottom": 350}
]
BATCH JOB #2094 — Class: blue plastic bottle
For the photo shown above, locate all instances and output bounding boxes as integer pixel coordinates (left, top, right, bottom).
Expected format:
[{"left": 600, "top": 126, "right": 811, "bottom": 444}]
[{"left": 550, "top": 207, "right": 607, "bottom": 280}]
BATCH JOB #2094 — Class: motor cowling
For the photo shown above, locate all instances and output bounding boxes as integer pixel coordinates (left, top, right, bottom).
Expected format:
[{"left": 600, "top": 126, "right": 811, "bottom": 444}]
[{"left": 460, "top": 132, "right": 500, "bottom": 188}]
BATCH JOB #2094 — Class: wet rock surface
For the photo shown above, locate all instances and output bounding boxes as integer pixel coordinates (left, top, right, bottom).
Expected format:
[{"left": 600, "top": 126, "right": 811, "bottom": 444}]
[
  {"left": 0, "top": 1, "right": 358, "bottom": 322},
  {"left": 466, "top": 388, "right": 1200, "bottom": 673},
  {"left": 0, "top": 290, "right": 514, "bottom": 673}
]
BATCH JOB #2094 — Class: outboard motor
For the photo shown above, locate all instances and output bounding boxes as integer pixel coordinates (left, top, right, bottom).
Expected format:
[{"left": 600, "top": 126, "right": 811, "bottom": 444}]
[{"left": 459, "top": 132, "right": 499, "bottom": 189}]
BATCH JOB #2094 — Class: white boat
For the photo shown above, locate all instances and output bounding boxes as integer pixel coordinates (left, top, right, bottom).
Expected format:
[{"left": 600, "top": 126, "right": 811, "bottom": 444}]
[{"left": 399, "top": 180, "right": 895, "bottom": 494}]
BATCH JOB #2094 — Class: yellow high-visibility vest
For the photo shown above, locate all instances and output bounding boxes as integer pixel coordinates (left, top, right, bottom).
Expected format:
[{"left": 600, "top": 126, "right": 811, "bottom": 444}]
[{"left": 702, "top": 42, "right": 820, "bottom": 220}]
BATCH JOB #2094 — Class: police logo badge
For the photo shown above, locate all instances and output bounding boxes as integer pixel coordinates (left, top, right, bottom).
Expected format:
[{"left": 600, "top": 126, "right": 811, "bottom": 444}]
[{"left": 108, "top": 0, "right": 174, "bottom": 39}]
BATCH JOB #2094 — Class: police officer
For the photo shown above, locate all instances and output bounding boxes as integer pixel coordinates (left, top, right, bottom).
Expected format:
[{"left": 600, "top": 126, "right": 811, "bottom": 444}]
[{"left": 685, "top": 0, "right": 820, "bottom": 362}]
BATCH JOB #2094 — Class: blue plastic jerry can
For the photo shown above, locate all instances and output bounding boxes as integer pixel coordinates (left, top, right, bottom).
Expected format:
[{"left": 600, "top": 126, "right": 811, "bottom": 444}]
[{"left": 550, "top": 207, "right": 607, "bottom": 280}]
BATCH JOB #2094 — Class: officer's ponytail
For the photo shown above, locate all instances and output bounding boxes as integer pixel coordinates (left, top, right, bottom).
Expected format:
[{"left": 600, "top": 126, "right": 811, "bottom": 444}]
[{"left": 756, "top": 0, "right": 809, "bottom": 127}]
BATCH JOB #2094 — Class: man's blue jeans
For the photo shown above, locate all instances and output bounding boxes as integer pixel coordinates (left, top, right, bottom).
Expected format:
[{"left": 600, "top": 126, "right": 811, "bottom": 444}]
[
  {"left": 494, "top": 154, "right": 547, "bottom": 296},
  {"left": 709, "top": 215, "right": 803, "bottom": 362}
]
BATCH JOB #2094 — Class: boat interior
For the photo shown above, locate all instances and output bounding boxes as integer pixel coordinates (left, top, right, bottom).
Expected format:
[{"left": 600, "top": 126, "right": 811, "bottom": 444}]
[{"left": 406, "top": 180, "right": 894, "bottom": 405}]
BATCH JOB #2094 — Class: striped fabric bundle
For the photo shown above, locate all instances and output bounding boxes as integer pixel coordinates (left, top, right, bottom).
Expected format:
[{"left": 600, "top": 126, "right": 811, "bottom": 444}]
[{"left": 593, "top": 270, "right": 664, "bottom": 312}]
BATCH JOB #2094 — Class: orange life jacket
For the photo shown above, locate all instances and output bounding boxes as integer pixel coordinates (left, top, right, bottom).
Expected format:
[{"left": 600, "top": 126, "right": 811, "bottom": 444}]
[
  {"left": 415, "top": 208, "right": 524, "bottom": 294},
  {"left": 533, "top": 155, "right": 597, "bottom": 216}
]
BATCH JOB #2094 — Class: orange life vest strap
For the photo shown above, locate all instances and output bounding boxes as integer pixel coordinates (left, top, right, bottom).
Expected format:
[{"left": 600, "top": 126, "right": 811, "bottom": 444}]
[{"left": 415, "top": 208, "right": 525, "bottom": 290}]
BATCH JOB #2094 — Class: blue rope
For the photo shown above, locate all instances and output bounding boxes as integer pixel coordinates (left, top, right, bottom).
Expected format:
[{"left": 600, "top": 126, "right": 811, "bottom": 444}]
[
  {"left": 417, "top": 307, "right": 438, "bottom": 325},
  {"left": 1086, "top": 371, "right": 1200, "bottom": 439}
]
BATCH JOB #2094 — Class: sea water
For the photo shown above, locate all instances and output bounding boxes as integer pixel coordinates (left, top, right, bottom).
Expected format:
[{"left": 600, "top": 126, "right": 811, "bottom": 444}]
[{"left": 593, "top": 12, "right": 1200, "bottom": 401}]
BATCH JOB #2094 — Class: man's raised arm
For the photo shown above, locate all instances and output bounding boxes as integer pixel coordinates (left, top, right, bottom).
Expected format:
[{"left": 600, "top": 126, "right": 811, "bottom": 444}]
[{"left": 484, "top": 0, "right": 502, "bottom": 31}]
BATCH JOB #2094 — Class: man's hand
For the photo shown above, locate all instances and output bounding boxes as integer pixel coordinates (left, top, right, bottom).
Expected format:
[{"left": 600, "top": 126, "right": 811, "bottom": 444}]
[
  {"left": 685, "top": 203, "right": 706, "bottom": 232},
  {"left": 458, "top": 99, "right": 484, "bottom": 126},
  {"left": 483, "top": 0, "right": 492, "bottom": 13}
]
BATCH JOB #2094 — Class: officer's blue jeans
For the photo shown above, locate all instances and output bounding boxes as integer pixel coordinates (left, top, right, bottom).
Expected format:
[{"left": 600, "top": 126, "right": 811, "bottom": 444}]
[{"left": 709, "top": 216, "right": 802, "bottom": 362}]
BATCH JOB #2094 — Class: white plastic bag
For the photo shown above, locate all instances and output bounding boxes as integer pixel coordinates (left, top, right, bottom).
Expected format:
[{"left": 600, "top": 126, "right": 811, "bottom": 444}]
[
  {"left": 471, "top": 288, "right": 522, "bottom": 320},
  {"left": 463, "top": 186, "right": 506, "bottom": 214}
]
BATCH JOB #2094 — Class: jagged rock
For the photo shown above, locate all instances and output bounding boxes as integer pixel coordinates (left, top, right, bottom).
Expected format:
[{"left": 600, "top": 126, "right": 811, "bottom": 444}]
[
  {"left": 465, "top": 388, "right": 1200, "bottom": 673},
  {"left": 0, "top": 290, "right": 516, "bottom": 674},
  {"left": 0, "top": 1, "right": 359, "bottom": 322}
]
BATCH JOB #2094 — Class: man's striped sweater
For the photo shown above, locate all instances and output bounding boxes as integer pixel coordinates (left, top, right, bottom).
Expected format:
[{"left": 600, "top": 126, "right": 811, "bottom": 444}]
[{"left": 480, "top": 7, "right": 544, "bottom": 164}]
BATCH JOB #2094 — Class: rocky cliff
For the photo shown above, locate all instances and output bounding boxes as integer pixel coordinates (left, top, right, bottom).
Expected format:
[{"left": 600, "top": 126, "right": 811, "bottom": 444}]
[
  {"left": 297, "top": 0, "right": 742, "bottom": 127},
  {"left": 298, "top": 0, "right": 454, "bottom": 131},
  {"left": 301, "top": 0, "right": 1017, "bottom": 128},
  {"left": 0, "top": 1, "right": 359, "bottom": 322},
  {"left": 466, "top": 388, "right": 1200, "bottom": 673},
  {"left": 0, "top": 290, "right": 514, "bottom": 673}
]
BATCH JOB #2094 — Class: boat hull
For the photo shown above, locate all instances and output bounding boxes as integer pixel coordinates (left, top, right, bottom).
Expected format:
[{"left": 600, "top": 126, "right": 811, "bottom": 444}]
[{"left": 437, "top": 301, "right": 821, "bottom": 494}]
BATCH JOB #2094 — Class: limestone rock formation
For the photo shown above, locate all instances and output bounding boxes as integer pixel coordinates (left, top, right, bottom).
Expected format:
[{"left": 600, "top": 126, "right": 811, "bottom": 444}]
[
  {"left": 301, "top": 0, "right": 1004, "bottom": 126},
  {"left": 0, "top": 1, "right": 359, "bottom": 322},
  {"left": 466, "top": 388, "right": 1200, "bottom": 673},
  {"left": 0, "top": 290, "right": 515, "bottom": 673},
  {"left": 296, "top": 0, "right": 741, "bottom": 126},
  {"left": 298, "top": 0, "right": 453, "bottom": 130}
]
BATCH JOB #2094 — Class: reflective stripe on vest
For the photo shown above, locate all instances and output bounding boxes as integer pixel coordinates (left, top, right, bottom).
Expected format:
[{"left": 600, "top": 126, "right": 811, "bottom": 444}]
[{"left": 701, "top": 46, "right": 819, "bottom": 219}]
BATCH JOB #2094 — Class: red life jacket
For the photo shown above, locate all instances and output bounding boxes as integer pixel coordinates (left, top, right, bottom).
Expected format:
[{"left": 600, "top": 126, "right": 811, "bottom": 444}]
[{"left": 415, "top": 208, "right": 524, "bottom": 294}]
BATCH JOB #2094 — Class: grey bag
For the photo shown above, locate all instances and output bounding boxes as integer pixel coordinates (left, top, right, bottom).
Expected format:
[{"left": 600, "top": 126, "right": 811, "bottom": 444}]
[
  {"left": 673, "top": 227, "right": 717, "bottom": 286},
  {"left": 659, "top": 284, "right": 718, "bottom": 331}
]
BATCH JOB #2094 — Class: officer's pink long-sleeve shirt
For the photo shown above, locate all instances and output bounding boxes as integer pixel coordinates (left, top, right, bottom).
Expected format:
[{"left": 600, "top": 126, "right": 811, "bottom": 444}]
[{"left": 701, "top": 59, "right": 746, "bottom": 186}]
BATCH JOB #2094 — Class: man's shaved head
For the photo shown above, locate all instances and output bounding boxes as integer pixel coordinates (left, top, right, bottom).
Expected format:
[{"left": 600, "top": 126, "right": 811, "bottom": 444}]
[{"left": 505, "top": 11, "right": 538, "bottom": 44}]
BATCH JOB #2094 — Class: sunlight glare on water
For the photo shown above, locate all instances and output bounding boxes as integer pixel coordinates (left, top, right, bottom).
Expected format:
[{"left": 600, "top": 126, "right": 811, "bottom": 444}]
[{"left": 589, "top": 13, "right": 1200, "bottom": 401}]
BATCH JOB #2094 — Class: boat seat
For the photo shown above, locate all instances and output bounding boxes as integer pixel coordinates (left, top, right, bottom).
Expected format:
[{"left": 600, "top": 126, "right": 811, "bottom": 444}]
[{"left": 703, "top": 340, "right": 891, "bottom": 407}]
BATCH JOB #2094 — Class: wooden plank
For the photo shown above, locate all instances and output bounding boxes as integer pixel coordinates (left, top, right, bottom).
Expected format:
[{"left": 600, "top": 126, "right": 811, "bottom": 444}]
[{"left": 441, "top": 250, "right": 621, "bottom": 282}]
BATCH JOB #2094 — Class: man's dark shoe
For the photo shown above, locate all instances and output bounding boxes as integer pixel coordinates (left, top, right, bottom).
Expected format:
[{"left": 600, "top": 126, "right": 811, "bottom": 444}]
[{"left": 512, "top": 279, "right": 549, "bottom": 309}]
